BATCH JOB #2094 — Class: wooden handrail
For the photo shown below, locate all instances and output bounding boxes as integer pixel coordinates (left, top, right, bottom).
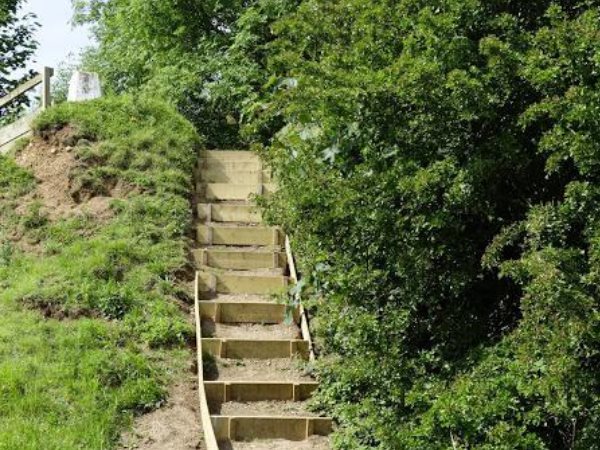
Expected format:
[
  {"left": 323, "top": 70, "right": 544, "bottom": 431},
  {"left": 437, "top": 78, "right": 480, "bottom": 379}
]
[
  {"left": 285, "top": 235, "right": 316, "bottom": 362},
  {"left": 0, "top": 67, "right": 54, "bottom": 110}
]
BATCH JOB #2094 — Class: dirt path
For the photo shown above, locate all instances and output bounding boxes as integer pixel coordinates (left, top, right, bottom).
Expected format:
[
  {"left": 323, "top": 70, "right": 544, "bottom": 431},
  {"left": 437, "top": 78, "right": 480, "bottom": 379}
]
[
  {"left": 120, "top": 377, "right": 206, "bottom": 450},
  {"left": 219, "top": 436, "right": 331, "bottom": 450}
]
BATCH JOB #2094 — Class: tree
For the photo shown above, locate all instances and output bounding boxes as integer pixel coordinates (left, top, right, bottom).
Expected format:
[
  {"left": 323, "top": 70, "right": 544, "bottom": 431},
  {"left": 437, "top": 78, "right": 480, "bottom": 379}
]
[
  {"left": 0, "top": 0, "right": 39, "bottom": 121},
  {"left": 72, "top": 0, "right": 298, "bottom": 147},
  {"left": 69, "top": 0, "right": 600, "bottom": 448},
  {"left": 254, "top": 1, "right": 600, "bottom": 448}
]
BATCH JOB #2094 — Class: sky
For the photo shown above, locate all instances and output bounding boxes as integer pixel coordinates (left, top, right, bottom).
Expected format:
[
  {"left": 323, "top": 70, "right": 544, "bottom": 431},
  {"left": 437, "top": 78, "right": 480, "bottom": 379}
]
[{"left": 24, "top": 0, "right": 93, "bottom": 70}]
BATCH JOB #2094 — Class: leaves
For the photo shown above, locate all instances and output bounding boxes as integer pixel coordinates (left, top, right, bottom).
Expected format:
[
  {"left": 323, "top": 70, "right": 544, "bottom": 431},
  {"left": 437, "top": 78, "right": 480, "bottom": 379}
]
[
  {"left": 0, "top": 0, "right": 39, "bottom": 124},
  {"left": 76, "top": 0, "right": 600, "bottom": 448}
]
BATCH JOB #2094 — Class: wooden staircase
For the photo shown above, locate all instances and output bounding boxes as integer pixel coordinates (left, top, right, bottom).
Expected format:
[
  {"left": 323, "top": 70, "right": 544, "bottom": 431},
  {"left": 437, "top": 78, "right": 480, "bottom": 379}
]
[{"left": 194, "top": 150, "right": 332, "bottom": 449}]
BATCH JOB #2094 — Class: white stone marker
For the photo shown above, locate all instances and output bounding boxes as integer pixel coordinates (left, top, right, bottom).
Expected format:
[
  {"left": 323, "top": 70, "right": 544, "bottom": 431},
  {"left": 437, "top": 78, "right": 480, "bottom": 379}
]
[{"left": 67, "top": 71, "right": 102, "bottom": 102}]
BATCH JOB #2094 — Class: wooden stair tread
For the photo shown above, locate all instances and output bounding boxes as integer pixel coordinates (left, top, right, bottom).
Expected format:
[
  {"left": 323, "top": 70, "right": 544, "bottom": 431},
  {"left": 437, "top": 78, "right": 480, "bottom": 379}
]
[{"left": 196, "top": 150, "right": 331, "bottom": 448}]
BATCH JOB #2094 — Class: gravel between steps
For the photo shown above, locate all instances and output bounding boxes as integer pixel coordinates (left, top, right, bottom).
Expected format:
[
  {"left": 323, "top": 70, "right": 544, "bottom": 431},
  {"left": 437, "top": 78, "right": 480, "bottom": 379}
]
[
  {"left": 206, "top": 357, "right": 314, "bottom": 382},
  {"left": 219, "top": 436, "right": 331, "bottom": 450},
  {"left": 217, "top": 400, "right": 317, "bottom": 417},
  {"left": 202, "top": 321, "right": 301, "bottom": 340}
]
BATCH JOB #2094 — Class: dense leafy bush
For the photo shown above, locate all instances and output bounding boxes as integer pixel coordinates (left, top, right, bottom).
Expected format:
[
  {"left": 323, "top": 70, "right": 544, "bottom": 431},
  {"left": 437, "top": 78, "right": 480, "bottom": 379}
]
[
  {"left": 74, "top": 0, "right": 600, "bottom": 448},
  {"left": 254, "top": 2, "right": 600, "bottom": 448}
]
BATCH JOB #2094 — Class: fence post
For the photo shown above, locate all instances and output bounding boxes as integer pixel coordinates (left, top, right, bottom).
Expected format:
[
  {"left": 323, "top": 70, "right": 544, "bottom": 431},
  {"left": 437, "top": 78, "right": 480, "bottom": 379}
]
[{"left": 41, "top": 66, "right": 54, "bottom": 109}]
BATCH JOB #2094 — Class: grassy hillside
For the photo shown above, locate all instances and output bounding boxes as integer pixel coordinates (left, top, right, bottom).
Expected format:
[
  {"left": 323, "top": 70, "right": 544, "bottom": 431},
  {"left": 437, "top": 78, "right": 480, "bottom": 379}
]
[{"left": 0, "top": 96, "right": 199, "bottom": 449}]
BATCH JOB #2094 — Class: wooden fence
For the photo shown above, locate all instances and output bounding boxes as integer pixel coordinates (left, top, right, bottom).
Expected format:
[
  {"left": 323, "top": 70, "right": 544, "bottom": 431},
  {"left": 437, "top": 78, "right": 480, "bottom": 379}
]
[{"left": 0, "top": 67, "right": 54, "bottom": 154}]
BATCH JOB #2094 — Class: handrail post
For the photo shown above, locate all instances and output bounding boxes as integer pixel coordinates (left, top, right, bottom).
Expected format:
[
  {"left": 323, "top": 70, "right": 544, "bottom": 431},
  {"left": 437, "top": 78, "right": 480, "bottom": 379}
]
[{"left": 41, "top": 66, "right": 54, "bottom": 109}]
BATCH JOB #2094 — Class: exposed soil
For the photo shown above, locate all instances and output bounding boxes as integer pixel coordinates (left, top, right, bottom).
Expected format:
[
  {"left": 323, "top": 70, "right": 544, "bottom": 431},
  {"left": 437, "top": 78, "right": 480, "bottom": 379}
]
[
  {"left": 202, "top": 321, "right": 301, "bottom": 340},
  {"left": 219, "top": 436, "right": 331, "bottom": 450},
  {"left": 206, "top": 358, "right": 314, "bottom": 382},
  {"left": 217, "top": 400, "right": 315, "bottom": 417},
  {"left": 120, "top": 376, "right": 206, "bottom": 450},
  {"left": 13, "top": 132, "right": 137, "bottom": 224}
]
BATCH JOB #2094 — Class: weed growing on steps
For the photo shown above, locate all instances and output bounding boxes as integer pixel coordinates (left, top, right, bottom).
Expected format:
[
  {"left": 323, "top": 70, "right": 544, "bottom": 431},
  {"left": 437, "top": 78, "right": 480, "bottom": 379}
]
[{"left": 0, "top": 96, "right": 199, "bottom": 448}]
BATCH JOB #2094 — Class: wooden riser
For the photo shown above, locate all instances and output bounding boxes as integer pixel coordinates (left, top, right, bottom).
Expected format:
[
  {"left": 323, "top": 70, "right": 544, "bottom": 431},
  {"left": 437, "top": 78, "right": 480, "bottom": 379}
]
[
  {"left": 202, "top": 339, "right": 309, "bottom": 359},
  {"left": 195, "top": 249, "right": 286, "bottom": 271},
  {"left": 198, "top": 271, "right": 288, "bottom": 295},
  {"left": 197, "top": 168, "right": 271, "bottom": 184},
  {"left": 212, "top": 416, "right": 333, "bottom": 442},
  {"left": 197, "top": 225, "right": 281, "bottom": 246},
  {"left": 201, "top": 150, "right": 261, "bottom": 162},
  {"left": 198, "top": 203, "right": 262, "bottom": 224},
  {"left": 205, "top": 382, "right": 318, "bottom": 409},
  {"left": 198, "top": 183, "right": 276, "bottom": 201},
  {"left": 199, "top": 302, "right": 297, "bottom": 324},
  {"left": 199, "top": 160, "right": 263, "bottom": 173},
  {"left": 199, "top": 150, "right": 262, "bottom": 172}
]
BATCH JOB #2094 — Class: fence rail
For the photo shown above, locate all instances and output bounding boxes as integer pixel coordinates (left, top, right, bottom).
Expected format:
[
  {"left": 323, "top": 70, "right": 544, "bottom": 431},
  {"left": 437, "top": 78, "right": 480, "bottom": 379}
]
[{"left": 0, "top": 67, "right": 54, "bottom": 153}]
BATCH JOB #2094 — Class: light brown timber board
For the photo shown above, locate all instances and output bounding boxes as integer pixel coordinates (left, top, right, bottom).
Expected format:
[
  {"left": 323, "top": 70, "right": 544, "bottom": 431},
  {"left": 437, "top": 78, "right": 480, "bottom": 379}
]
[
  {"left": 199, "top": 301, "right": 297, "bottom": 324},
  {"left": 200, "top": 183, "right": 258, "bottom": 201},
  {"left": 198, "top": 203, "right": 262, "bottom": 223},
  {"left": 197, "top": 225, "right": 281, "bottom": 246},
  {"left": 194, "top": 249, "right": 286, "bottom": 270},
  {"left": 194, "top": 273, "right": 220, "bottom": 450},
  {"left": 202, "top": 150, "right": 260, "bottom": 161},
  {"left": 205, "top": 382, "right": 319, "bottom": 409},
  {"left": 196, "top": 167, "right": 271, "bottom": 184},
  {"left": 197, "top": 271, "right": 288, "bottom": 295},
  {"left": 211, "top": 416, "right": 333, "bottom": 442},
  {"left": 202, "top": 339, "right": 309, "bottom": 359},
  {"left": 198, "top": 183, "right": 276, "bottom": 201}
]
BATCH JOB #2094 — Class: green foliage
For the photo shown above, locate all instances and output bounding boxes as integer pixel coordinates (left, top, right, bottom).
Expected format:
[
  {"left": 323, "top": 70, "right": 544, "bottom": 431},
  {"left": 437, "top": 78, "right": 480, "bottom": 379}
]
[
  {"left": 0, "top": 308, "right": 185, "bottom": 450},
  {"left": 0, "top": 154, "right": 34, "bottom": 197},
  {"left": 0, "top": 0, "right": 39, "bottom": 123},
  {"left": 74, "top": 0, "right": 298, "bottom": 147},
  {"left": 0, "top": 96, "right": 198, "bottom": 447},
  {"left": 70, "top": 0, "right": 600, "bottom": 448},
  {"left": 250, "top": 1, "right": 600, "bottom": 448}
]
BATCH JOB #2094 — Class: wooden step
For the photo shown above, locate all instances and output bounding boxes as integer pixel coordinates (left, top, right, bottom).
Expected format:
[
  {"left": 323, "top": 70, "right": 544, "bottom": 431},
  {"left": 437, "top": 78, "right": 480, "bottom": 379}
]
[
  {"left": 198, "top": 183, "right": 276, "bottom": 201},
  {"left": 195, "top": 249, "right": 286, "bottom": 271},
  {"left": 199, "top": 152, "right": 262, "bottom": 172},
  {"left": 205, "top": 382, "right": 318, "bottom": 409},
  {"left": 197, "top": 167, "right": 271, "bottom": 184},
  {"left": 200, "top": 301, "right": 297, "bottom": 324},
  {"left": 198, "top": 271, "right": 288, "bottom": 296},
  {"left": 198, "top": 203, "right": 262, "bottom": 224},
  {"left": 197, "top": 225, "right": 281, "bottom": 246},
  {"left": 199, "top": 159, "right": 263, "bottom": 173},
  {"left": 202, "top": 150, "right": 260, "bottom": 162},
  {"left": 212, "top": 416, "right": 332, "bottom": 442},
  {"left": 202, "top": 338, "right": 309, "bottom": 359}
]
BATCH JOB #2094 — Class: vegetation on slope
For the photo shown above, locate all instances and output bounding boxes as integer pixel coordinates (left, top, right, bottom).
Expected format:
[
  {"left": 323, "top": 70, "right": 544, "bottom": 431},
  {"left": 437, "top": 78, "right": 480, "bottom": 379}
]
[
  {"left": 0, "top": 96, "right": 199, "bottom": 449},
  {"left": 58, "top": 0, "right": 600, "bottom": 448}
]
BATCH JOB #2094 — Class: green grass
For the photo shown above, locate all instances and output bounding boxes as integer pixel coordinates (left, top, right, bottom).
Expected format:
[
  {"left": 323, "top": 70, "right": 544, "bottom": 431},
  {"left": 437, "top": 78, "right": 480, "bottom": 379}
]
[{"left": 0, "top": 96, "right": 199, "bottom": 448}]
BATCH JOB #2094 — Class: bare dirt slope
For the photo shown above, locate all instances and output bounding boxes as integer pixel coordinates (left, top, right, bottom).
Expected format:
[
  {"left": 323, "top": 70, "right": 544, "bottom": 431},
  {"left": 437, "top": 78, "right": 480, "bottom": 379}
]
[
  {"left": 12, "top": 132, "right": 205, "bottom": 449},
  {"left": 120, "top": 377, "right": 206, "bottom": 450}
]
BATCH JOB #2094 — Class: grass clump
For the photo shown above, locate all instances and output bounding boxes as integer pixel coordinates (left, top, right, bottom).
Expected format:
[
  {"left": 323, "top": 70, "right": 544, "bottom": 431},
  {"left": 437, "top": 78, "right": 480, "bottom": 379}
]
[{"left": 0, "top": 95, "right": 199, "bottom": 448}]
